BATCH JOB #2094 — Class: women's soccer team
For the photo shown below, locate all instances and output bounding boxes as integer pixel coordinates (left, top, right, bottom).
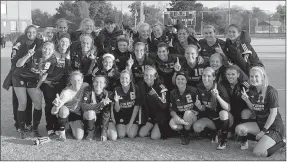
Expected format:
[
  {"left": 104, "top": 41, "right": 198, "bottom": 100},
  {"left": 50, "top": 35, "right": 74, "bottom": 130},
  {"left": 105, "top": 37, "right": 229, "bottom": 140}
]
[{"left": 3, "top": 16, "right": 285, "bottom": 157}]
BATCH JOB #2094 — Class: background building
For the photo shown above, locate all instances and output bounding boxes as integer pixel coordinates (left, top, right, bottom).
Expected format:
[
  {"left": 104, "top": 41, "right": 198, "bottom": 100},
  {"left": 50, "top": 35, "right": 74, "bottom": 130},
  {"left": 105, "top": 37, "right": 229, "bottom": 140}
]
[
  {"left": 257, "top": 20, "right": 283, "bottom": 33},
  {"left": 1, "top": 1, "right": 32, "bottom": 34}
]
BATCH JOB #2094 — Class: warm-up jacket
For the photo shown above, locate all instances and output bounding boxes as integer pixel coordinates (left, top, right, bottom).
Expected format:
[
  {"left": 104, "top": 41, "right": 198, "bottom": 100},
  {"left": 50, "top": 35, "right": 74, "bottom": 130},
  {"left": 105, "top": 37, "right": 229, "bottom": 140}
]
[{"left": 97, "top": 26, "right": 123, "bottom": 54}]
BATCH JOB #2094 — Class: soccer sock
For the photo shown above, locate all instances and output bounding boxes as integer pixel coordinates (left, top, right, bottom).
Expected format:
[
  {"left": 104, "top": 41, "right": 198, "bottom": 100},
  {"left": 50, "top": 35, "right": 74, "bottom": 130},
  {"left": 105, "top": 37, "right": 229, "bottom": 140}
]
[
  {"left": 57, "top": 117, "right": 67, "bottom": 131},
  {"left": 17, "top": 110, "right": 26, "bottom": 131},
  {"left": 33, "top": 109, "right": 42, "bottom": 130},
  {"left": 86, "top": 119, "right": 95, "bottom": 131},
  {"left": 267, "top": 141, "right": 286, "bottom": 157},
  {"left": 220, "top": 119, "right": 229, "bottom": 141}
]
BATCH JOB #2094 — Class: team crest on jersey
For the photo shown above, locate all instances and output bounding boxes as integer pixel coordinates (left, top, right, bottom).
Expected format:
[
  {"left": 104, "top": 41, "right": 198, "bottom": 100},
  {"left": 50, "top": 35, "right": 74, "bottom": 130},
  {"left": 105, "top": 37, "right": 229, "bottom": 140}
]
[
  {"left": 116, "top": 59, "right": 120, "bottom": 62},
  {"left": 130, "top": 92, "right": 135, "bottom": 100},
  {"left": 20, "top": 81, "right": 24, "bottom": 85},
  {"left": 84, "top": 97, "right": 88, "bottom": 101},
  {"left": 44, "top": 62, "right": 51, "bottom": 70},
  {"left": 202, "top": 93, "right": 205, "bottom": 96}
]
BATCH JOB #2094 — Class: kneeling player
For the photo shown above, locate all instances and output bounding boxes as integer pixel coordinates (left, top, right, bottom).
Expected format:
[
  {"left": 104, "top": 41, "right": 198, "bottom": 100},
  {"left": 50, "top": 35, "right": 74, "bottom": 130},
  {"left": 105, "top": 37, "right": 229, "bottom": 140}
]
[{"left": 169, "top": 72, "right": 199, "bottom": 145}]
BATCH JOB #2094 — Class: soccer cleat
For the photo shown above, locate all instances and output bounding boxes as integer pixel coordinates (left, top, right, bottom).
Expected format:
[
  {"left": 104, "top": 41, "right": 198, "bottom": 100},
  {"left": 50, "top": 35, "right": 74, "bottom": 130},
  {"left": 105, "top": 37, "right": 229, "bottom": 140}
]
[
  {"left": 217, "top": 140, "right": 227, "bottom": 150},
  {"left": 211, "top": 134, "right": 219, "bottom": 143},
  {"left": 25, "top": 125, "right": 32, "bottom": 131},
  {"left": 240, "top": 141, "right": 249, "bottom": 150},
  {"left": 47, "top": 130, "right": 55, "bottom": 136},
  {"left": 86, "top": 130, "right": 94, "bottom": 141},
  {"left": 19, "top": 131, "right": 28, "bottom": 139},
  {"left": 32, "top": 129, "right": 42, "bottom": 138},
  {"left": 58, "top": 131, "right": 66, "bottom": 142},
  {"left": 180, "top": 131, "right": 190, "bottom": 145}
]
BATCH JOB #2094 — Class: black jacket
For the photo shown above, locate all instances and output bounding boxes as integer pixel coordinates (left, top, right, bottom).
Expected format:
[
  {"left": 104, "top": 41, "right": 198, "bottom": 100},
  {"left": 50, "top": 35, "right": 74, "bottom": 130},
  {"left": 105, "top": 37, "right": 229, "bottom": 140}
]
[
  {"left": 169, "top": 35, "right": 200, "bottom": 56},
  {"left": 97, "top": 26, "right": 123, "bottom": 54}
]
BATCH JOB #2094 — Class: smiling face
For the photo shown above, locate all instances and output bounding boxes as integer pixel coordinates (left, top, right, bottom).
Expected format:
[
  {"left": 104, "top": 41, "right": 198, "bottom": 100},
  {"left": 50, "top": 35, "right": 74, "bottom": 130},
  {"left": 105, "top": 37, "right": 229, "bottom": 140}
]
[
  {"left": 226, "top": 69, "right": 239, "bottom": 84},
  {"left": 144, "top": 68, "right": 156, "bottom": 86},
  {"left": 177, "top": 29, "right": 189, "bottom": 43},
  {"left": 93, "top": 76, "right": 106, "bottom": 93},
  {"left": 103, "top": 56, "right": 114, "bottom": 71},
  {"left": 134, "top": 44, "right": 145, "bottom": 59},
  {"left": 152, "top": 25, "right": 163, "bottom": 38},
  {"left": 209, "top": 55, "right": 222, "bottom": 71},
  {"left": 26, "top": 27, "right": 37, "bottom": 41},
  {"left": 249, "top": 70, "right": 263, "bottom": 87},
  {"left": 157, "top": 46, "right": 169, "bottom": 61},
  {"left": 118, "top": 41, "right": 128, "bottom": 53},
  {"left": 70, "top": 74, "right": 83, "bottom": 91},
  {"left": 185, "top": 46, "right": 198, "bottom": 63},
  {"left": 139, "top": 25, "right": 150, "bottom": 40},
  {"left": 120, "top": 72, "right": 131, "bottom": 87},
  {"left": 227, "top": 26, "right": 240, "bottom": 41},
  {"left": 105, "top": 22, "right": 115, "bottom": 33},
  {"left": 59, "top": 37, "right": 70, "bottom": 51},
  {"left": 203, "top": 27, "right": 216, "bottom": 42},
  {"left": 202, "top": 70, "right": 215, "bottom": 87},
  {"left": 57, "top": 21, "right": 68, "bottom": 34},
  {"left": 42, "top": 43, "right": 55, "bottom": 59},
  {"left": 83, "top": 20, "right": 94, "bottom": 34},
  {"left": 176, "top": 75, "right": 187, "bottom": 89},
  {"left": 81, "top": 36, "right": 93, "bottom": 52}
]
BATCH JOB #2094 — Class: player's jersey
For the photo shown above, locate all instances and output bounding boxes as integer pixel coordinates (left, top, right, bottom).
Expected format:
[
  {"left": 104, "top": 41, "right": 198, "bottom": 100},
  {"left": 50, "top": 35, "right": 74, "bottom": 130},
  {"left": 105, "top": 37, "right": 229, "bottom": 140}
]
[
  {"left": 112, "top": 49, "right": 132, "bottom": 72},
  {"left": 170, "top": 86, "right": 199, "bottom": 116},
  {"left": 19, "top": 51, "right": 57, "bottom": 81},
  {"left": 131, "top": 55, "right": 155, "bottom": 83},
  {"left": 248, "top": 85, "right": 283, "bottom": 130},
  {"left": 197, "top": 82, "right": 230, "bottom": 119},
  {"left": 92, "top": 66, "right": 120, "bottom": 91},
  {"left": 114, "top": 85, "right": 140, "bottom": 119},
  {"left": 180, "top": 59, "right": 209, "bottom": 87},
  {"left": 199, "top": 38, "right": 226, "bottom": 62}
]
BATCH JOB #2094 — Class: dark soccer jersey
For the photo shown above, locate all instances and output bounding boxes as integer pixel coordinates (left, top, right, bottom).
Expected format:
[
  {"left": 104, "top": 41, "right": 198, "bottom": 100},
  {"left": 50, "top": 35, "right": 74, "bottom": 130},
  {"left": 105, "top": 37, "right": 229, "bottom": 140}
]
[
  {"left": 170, "top": 86, "right": 199, "bottom": 116},
  {"left": 112, "top": 49, "right": 132, "bottom": 72},
  {"left": 180, "top": 59, "right": 209, "bottom": 87},
  {"left": 248, "top": 85, "right": 283, "bottom": 130},
  {"left": 197, "top": 83, "right": 230, "bottom": 119},
  {"left": 114, "top": 85, "right": 140, "bottom": 118},
  {"left": 92, "top": 66, "right": 120, "bottom": 91},
  {"left": 199, "top": 38, "right": 226, "bottom": 62},
  {"left": 20, "top": 52, "right": 57, "bottom": 81},
  {"left": 131, "top": 56, "right": 155, "bottom": 83}
]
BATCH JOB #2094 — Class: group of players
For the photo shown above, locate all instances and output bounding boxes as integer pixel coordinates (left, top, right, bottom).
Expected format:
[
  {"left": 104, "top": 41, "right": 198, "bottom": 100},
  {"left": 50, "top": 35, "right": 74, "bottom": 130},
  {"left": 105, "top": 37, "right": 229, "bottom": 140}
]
[{"left": 3, "top": 16, "right": 285, "bottom": 157}]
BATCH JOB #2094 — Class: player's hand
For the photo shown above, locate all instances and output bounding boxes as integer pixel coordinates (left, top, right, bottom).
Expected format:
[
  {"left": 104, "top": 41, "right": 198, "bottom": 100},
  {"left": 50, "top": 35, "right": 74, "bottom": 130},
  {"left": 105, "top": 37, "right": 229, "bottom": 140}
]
[
  {"left": 127, "top": 122, "right": 133, "bottom": 133},
  {"left": 127, "top": 54, "right": 134, "bottom": 69},
  {"left": 114, "top": 91, "right": 122, "bottom": 102},
  {"left": 101, "top": 135, "right": 107, "bottom": 142},
  {"left": 241, "top": 87, "right": 249, "bottom": 101},
  {"left": 198, "top": 56, "right": 204, "bottom": 64},
  {"left": 195, "top": 95, "right": 202, "bottom": 110},
  {"left": 27, "top": 45, "right": 36, "bottom": 57},
  {"left": 243, "top": 54, "right": 249, "bottom": 63},
  {"left": 175, "top": 116, "right": 189, "bottom": 126},
  {"left": 103, "top": 93, "right": 112, "bottom": 106},
  {"left": 211, "top": 84, "right": 219, "bottom": 97},
  {"left": 53, "top": 94, "right": 61, "bottom": 107},
  {"left": 148, "top": 87, "right": 157, "bottom": 96},
  {"left": 215, "top": 43, "right": 224, "bottom": 54},
  {"left": 256, "top": 131, "right": 265, "bottom": 141},
  {"left": 174, "top": 57, "right": 181, "bottom": 72}
]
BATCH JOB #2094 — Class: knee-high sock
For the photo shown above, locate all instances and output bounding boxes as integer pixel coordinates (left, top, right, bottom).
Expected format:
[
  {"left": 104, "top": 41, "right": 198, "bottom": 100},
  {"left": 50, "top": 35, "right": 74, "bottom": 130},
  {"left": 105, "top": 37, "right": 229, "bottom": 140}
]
[
  {"left": 33, "top": 109, "right": 42, "bottom": 130},
  {"left": 220, "top": 119, "right": 229, "bottom": 141},
  {"left": 26, "top": 94, "right": 33, "bottom": 125},
  {"left": 57, "top": 117, "right": 67, "bottom": 131},
  {"left": 267, "top": 141, "right": 286, "bottom": 157},
  {"left": 17, "top": 110, "right": 26, "bottom": 131}
]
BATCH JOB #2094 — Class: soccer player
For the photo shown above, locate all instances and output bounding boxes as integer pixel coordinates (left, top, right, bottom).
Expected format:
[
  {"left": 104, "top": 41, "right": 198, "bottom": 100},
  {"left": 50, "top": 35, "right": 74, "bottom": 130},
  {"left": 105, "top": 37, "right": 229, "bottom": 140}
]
[
  {"left": 70, "top": 18, "right": 97, "bottom": 43},
  {"left": 173, "top": 44, "right": 209, "bottom": 87},
  {"left": 169, "top": 71, "right": 199, "bottom": 145},
  {"left": 112, "top": 37, "right": 133, "bottom": 72},
  {"left": 235, "top": 66, "right": 285, "bottom": 157},
  {"left": 192, "top": 67, "right": 233, "bottom": 150},
  {"left": 51, "top": 71, "right": 89, "bottom": 141},
  {"left": 225, "top": 24, "right": 264, "bottom": 75},
  {"left": 132, "top": 23, "right": 152, "bottom": 58},
  {"left": 13, "top": 41, "right": 57, "bottom": 139},
  {"left": 80, "top": 75, "right": 114, "bottom": 141},
  {"left": 138, "top": 66, "right": 170, "bottom": 140},
  {"left": 199, "top": 25, "right": 226, "bottom": 62},
  {"left": 111, "top": 70, "right": 140, "bottom": 139},
  {"left": 52, "top": 18, "right": 70, "bottom": 48}
]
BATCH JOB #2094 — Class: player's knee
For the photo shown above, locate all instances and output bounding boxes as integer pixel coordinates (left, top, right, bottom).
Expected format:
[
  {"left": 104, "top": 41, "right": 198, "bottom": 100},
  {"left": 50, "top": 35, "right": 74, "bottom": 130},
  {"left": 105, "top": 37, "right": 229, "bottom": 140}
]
[
  {"left": 235, "top": 124, "right": 247, "bottom": 136},
  {"left": 193, "top": 122, "right": 203, "bottom": 133},
  {"left": 253, "top": 148, "right": 268, "bottom": 157},
  {"left": 127, "top": 129, "right": 137, "bottom": 138},
  {"left": 241, "top": 109, "right": 252, "bottom": 119},
  {"left": 139, "top": 127, "right": 148, "bottom": 137},
  {"left": 108, "top": 131, "right": 118, "bottom": 141},
  {"left": 151, "top": 131, "right": 161, "bottom": 140},
  {"left": 83, "top": 110, "right": 96, "bottom": 120},
  {"left": 73, "top": 131, "right": 84, "bottom": 140},
  {"left": 118, "top": 129, "right": 126, "bottom": 139},
  {"left": 58, "top": 106, "right": 70, "bottom": 118},
  {"left": 18, "top": 100, "right": 27, "bottom": 111},
  {"left": 219, "top": 110, "right": 229, "bottom": 120}
]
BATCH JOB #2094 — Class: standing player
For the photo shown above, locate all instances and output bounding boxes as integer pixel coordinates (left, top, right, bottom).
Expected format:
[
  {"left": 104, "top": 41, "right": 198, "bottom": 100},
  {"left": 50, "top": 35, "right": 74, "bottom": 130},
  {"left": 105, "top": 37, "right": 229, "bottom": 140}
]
[
  {"left": 192, "top": 67, "right": 233, "bottom": 150},
  {"left": 138, "top": 66, "right": 170, "bottom": 140},
  {"left": 112, "top": 37, "right": 133, "bottom": 72},
  {"left": 169, "top": 71, "right": 199, "bottom": 145},
  {"left": 235, "top": 67, "right": 285, "bottom": 157},
  {"left": 172, "top": 44, "right": 208, "bottom": 87},
  {"left": 111, "top": 70, "right": 140, "bottom": 139}
]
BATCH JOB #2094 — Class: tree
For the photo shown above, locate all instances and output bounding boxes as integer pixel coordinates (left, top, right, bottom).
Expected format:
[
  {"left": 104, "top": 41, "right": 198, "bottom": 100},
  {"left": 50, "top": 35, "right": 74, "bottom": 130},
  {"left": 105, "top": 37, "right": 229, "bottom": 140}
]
[
  {"left": 167, "top": 0, "right": 203, "bottom": 11},
  {"left": 32, "top": 9, "right": 53, "bottom": 28},
  {"left": 275, "top": 4, "right": 286, "bottom": 22}
]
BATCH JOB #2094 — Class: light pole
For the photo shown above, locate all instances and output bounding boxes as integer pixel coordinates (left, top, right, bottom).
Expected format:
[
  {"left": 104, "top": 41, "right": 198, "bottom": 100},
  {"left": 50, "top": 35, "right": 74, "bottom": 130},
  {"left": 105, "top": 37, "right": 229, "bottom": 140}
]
[
  {"left": 18, "top": 1, "right": 20, "bottom": 32},
  {"left": 140, "top": 1, "right": 144, "bottom": 23},
  {"left": 228, "top": 0, "right": 231, "bottom": 25}
]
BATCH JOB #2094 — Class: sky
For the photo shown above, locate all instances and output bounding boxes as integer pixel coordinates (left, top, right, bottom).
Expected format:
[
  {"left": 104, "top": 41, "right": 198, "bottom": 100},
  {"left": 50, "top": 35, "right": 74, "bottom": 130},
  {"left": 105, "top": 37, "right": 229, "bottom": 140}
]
[{"left": 31, "top": 1, "right": 286, "bottom": 15}]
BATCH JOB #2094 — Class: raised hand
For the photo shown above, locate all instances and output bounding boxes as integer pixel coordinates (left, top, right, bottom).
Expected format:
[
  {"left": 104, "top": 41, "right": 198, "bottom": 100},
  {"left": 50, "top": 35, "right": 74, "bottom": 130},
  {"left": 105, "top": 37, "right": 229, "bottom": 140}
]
[
  {"left": 148, "top": 87, "right": 157, "bottom": 96},
  {"left": 215, "top": 43, "right": 224, "bottom": 54},
  {"left": 211, "top": 83, "right": 219, "bottom": 97},
  {"left": 114, "top": 91, "right": 122, "bottom": 102},
  {"left": 174, "top": 57, "right": 181, "bottom": 72},
  {"left": 241, "top": 87, "right": 249, "bottom": 101},
  {"left": 103, "top": 93, "right": 112, "bottom": 105},
  {"left": 127, "top": 54, "right": 134, "bottom": 69},
  {"left": 27, "top": 44, "right": 36, "bottom": 57},
  {"left": 52, "top": 93, "right": 61, "bottom": 107},
  {"left": 195, "top": 95, "right": 202, "bottom": 110}
]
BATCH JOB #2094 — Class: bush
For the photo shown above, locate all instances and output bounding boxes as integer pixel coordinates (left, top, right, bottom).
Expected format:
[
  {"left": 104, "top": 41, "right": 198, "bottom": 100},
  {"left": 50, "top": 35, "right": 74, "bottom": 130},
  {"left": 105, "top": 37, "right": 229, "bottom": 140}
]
[{"left": 5, "top": 32, "right": 23, "bottom": 43}]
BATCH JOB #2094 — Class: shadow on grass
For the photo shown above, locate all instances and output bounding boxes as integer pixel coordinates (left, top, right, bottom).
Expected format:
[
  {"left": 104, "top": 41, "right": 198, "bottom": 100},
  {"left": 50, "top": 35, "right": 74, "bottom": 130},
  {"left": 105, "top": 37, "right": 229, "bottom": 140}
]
[{"left": 4, "top": 138, "right": 34, "bottom": 146}]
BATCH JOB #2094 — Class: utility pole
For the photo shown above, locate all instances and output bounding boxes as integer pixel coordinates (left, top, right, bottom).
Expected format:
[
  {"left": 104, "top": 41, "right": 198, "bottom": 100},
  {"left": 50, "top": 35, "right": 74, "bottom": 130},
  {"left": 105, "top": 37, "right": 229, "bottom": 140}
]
[
  {"left": 135, "top": 10, "right": 138, "bottom": 28},
  {"left": 201, "top": 11, "right": 203, "bottom": 35},
  {"left": 228, "top": 0, "right": 231, "bottom": 25},
  {"left": 140, "top": 1, "right": 144, "bottom": 23},
  {"left": 121, "top": 0, "right": 123, "bottom": 23},
  {"left": 18, "top": 1, "right": 20, "bottom": 32}
]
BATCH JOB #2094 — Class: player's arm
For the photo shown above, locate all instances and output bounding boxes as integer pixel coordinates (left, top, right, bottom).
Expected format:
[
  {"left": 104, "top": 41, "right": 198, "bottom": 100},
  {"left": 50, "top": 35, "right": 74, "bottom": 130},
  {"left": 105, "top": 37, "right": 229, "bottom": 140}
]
[
  {"left": 148, "top": 86, "right": 168, "bottom": 110},
  {"left": 263, "top": 88, "right": 279, "bottom": 131},
  {"left": 129, "top": 105, "right": 139, "bottom": 124},
  {"left": 216, "top": 84, "right": 230, "bottom": 111}
]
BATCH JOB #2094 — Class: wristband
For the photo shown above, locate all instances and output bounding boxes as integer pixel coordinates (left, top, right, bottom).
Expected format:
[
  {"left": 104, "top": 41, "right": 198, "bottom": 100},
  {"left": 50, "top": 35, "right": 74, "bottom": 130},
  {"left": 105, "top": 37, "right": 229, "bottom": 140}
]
[{"left": 261, "top": 128, "right": 268, "bottom": 133}]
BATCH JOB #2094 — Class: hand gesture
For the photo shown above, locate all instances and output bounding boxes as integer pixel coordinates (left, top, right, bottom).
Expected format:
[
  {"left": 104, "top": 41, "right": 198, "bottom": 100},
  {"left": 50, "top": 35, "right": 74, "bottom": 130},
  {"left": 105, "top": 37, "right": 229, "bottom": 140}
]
[
  {"left": 114, "top": 91, "right": 123, "bottom": 102},
  {"left": 53, "top": 94, "right": 61, "bottom": 107},
  {"left": 175, "top": 116, "right": 189, "bottom": 126},
  {"left": 211, "top": 84, "right": 219, "bottom": 97},
  {"left": 256, "top": 131, "right": 265, "bottom": 141},
  {"left": 148, "top": 87, "right": 157, "bottom": 96},
  {"left": 127, "top": 54, "right": 134, "bottom": 69},
  {"left": 215, "top": 43, "right": 224, "bottom": 54},
  {"left": 243, "top": 54, "right": 249, "bottom": 63},
  {"left": 195, "top": 95, "right": 202, "bottom": 110},
  {"left": 198, "top": 56, "right": 204, "bottom": 64},
  {"left": 241, "top": 87, "right": 249, "bottom": 101},
  {"left": 27, "top": 45, "right": 36, "bottom": 57},
  {"left": 174, "top": 57, "right": 181, "bottom": 72},
  {"left": 103, "top": 93, "right": 112, "bottom": 106}
]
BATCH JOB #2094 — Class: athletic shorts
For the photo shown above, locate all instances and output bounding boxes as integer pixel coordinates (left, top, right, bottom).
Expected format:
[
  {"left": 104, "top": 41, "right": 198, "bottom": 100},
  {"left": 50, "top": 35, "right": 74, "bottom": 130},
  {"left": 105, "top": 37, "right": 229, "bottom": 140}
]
[
  {"left": 12, "top": 75, "right": 38, "bottom": 88},
  {"left": 114, "top": 110, "right": 139, "bottom": 125},
  {"left": 68, "top": 112, "right": 83, "bottom": 122},
  {"left": 177, "top": 110, "right": 199, "bottom": 119},
  {"left": 265, "top": 129, "right": 284, "bottom": 143}
]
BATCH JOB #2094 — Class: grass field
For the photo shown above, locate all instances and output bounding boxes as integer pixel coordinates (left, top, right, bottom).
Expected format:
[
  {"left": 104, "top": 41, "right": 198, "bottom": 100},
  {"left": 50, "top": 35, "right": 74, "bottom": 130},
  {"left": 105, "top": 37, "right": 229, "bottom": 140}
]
[{"left": 1, "top": 39, "right": 286, "bottom": 160}]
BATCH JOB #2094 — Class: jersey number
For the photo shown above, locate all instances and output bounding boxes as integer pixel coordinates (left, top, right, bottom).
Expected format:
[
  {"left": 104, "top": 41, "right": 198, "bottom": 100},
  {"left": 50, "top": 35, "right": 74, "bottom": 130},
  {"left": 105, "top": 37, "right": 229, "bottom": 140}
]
[
  {"left": 194, "top": 68, "right": 204, "bottom": 76},
  {"left": 130, "top": 92, "right": 135, "bottom": 100},
  {"left": 186, "top": 94, "right": 192, "bottom": 103}
]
